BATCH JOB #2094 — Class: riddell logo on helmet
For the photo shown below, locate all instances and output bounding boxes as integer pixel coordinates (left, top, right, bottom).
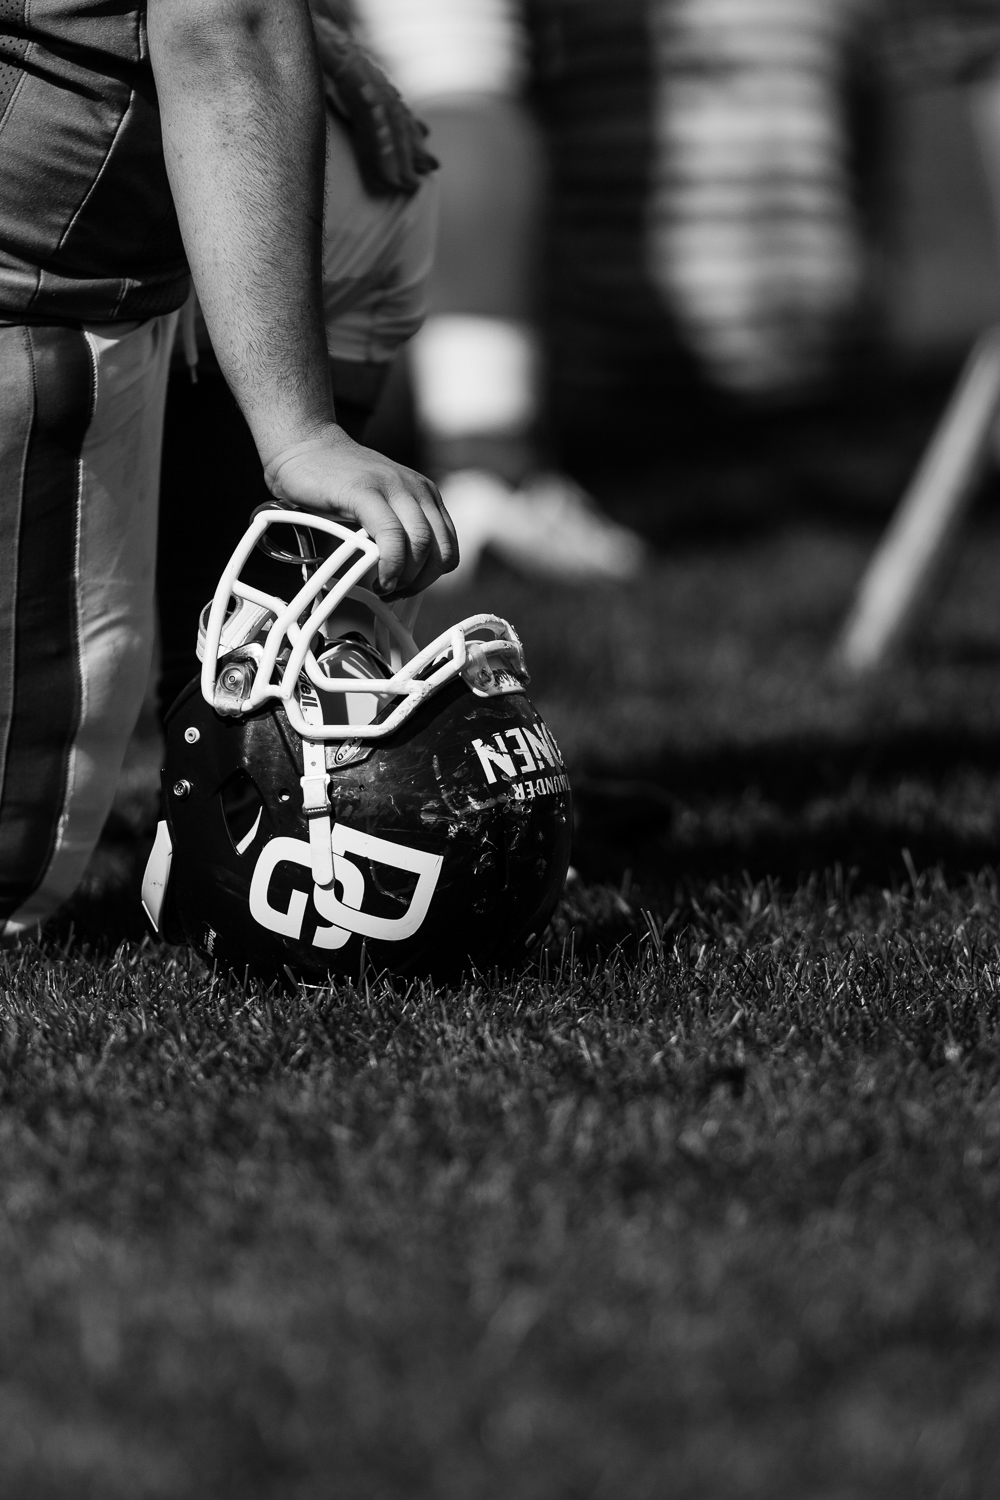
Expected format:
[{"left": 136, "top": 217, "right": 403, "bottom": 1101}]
[
  {"left": 472, "top": 724, "right": 565, "bottom": 786},
  {"left": 248, "top": 826, "right": 443, "bottom": 949}
]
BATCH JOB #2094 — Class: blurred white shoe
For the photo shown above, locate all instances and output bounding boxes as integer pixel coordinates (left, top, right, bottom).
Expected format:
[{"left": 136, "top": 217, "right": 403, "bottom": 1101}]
[
  {"left": 434, "top": 469, "right": 515, "bottom": 592},
  {"left": 493, "top": 473, "right": 646, "bottom": 583},
  {"left": 436, "top": 469, "right": 646, "bottom": 590}
]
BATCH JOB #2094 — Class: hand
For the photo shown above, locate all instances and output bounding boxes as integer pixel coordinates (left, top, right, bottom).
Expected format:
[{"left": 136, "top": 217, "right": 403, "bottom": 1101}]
[
  {"left": 311, "top": 14, "right": 438, "bottom": 196},
  {"left": 263, "top": 424, "right": 458, "bottom": 597}
]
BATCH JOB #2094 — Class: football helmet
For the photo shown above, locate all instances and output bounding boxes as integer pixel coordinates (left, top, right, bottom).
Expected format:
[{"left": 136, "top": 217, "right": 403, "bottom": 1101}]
[{"left": 143, "top": 507, "right": 572, "bottom": 983}]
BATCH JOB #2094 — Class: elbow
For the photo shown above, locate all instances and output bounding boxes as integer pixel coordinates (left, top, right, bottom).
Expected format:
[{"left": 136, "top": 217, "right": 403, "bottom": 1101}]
[{"left": 148, "top": 0, "right": 313, "bottom": 75}]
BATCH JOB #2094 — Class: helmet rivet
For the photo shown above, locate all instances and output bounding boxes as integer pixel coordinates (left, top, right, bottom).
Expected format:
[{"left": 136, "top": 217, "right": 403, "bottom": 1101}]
[
  {"left": 173, "top": 779, "right": 192, "bottom": 799},
  {"left": 184, "top": 727, "right": 200, "bottom": 744}
]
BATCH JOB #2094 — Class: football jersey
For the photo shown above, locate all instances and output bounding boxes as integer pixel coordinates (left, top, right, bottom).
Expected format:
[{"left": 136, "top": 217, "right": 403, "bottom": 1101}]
[{"left": 0, "top": 1, "right": 188, "bottom": 323}]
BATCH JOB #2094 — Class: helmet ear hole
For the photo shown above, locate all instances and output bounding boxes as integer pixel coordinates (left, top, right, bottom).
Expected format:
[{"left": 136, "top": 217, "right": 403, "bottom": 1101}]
[{"left": 220, "top": 769, "right": 265, "bottom": 855}]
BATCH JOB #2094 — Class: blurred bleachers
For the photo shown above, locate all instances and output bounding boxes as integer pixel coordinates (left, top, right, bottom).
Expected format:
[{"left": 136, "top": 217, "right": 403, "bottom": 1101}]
[{"left": 523, "top": 3, "right": 1000, "bottom": 477}]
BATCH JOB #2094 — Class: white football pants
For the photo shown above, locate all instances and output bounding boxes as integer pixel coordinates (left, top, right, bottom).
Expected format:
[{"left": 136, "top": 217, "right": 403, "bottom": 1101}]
[{"left": 0, "top": 312, "right": 176, "bottom": 936}]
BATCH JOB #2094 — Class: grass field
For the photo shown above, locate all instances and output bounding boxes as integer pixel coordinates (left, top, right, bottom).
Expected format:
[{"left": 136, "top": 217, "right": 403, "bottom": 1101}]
[{"left": 6, "top": 395, "right": 1000, "bottom": 1497}]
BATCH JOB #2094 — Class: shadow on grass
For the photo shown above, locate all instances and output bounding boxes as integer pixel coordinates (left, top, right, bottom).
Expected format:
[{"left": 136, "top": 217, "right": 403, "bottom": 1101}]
[
  {"left": 580, "top": 723, "right": 1000, "bottom": 804},
  {"left": 46, "top": 834, "right": 155, "bottom": 953},
  {"left": 574, "top": 723, "right": 1000, "bottom": 892},
  {"left": 46, "top": 727, "right": 1000, "bottom": 959}
]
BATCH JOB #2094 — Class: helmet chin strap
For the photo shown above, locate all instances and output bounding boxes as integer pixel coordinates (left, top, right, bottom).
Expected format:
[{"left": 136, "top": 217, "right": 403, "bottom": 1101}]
[{"left": 297, "top": 685, "right": 335, "bottom": 889}]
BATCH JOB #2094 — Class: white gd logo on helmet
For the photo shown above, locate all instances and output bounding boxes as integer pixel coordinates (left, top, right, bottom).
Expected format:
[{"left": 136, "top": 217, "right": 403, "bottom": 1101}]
[{"left": 249, "top": 825, "right": 443, "bottom": 949}]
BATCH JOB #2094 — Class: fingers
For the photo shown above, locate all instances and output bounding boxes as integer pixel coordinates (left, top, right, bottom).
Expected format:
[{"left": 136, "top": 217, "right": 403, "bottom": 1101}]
[
  {"left": 341, "top": 474, "right": 458, "bottom": 595},
  {"left": 263, "top": 429, "right": 458, "bottom": 598},
  {"left": 384, "top": 547, "right": 452, "bottom": 601},
  {"left": 369, "top": 93, "right": 425, "bottom": 194},
  {"left": 423, "top": 487, "right": 459, "bottom": 573},
  {"left": 397, "top": 470, "right": 460, "bottom": 585},
  {"left": 360, "top": 494, "right": 408, "bottom": 593},
  {"left": 376, "top": 491, "right": 431, "bottom": 591}
]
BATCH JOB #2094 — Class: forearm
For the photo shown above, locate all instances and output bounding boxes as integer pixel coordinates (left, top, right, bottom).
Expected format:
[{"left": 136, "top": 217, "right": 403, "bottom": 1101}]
[
  {"left": 148, "top": 0, "right": 457, "bottom": 595},
  {"left": 148, "top": 0, "right": 334, "bottom": 464}
]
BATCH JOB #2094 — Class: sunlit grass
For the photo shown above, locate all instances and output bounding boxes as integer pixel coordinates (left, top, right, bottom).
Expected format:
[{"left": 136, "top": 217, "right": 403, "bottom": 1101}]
[{"left": 7, "top": 498, "right": 1000, "bottom": 1495}]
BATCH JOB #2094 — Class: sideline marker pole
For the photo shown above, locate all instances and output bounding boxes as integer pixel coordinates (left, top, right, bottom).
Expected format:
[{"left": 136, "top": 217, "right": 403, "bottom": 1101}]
[{"left": 832, "top": 327, "right": 1000, "bottom": 676}]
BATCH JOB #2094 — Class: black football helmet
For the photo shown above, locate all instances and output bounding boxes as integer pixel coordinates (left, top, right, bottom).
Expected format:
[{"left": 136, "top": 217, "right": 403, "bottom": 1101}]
[{"left": 143, "top": 508, "right": 572, "bottom": 983}]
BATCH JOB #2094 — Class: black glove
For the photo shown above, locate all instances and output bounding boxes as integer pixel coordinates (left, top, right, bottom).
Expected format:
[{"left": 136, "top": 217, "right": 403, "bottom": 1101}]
[{"left": 312, "top": 15, "right": 438, "bottom": 197}]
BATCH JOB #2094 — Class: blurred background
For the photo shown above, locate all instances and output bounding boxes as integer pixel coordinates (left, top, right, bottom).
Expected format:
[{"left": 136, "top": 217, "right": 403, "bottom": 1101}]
[
  {"left": 345, "top": 0, "right": 1000, "bottom": 904},
  {"left": 358, "top": 0, "right": 1000, "bottom": 532}
]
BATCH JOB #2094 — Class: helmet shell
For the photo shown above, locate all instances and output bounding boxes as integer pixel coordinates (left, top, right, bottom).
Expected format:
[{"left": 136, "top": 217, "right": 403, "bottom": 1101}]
[{"left": 160, "top": 675, "right": 572, "bottom": 983}]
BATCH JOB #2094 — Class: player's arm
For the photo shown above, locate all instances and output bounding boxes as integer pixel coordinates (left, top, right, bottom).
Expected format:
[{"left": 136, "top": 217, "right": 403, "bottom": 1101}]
[{"left": 147, "top": 0, "right": 455, "bottom": 596}]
